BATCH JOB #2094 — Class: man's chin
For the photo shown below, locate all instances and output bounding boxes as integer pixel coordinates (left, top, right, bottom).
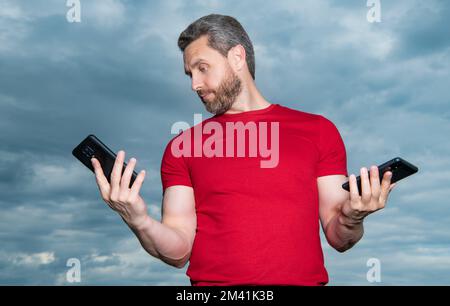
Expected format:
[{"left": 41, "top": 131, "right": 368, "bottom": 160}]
[
  {"left": 203, "top": 104, "right": 217, "bottom": 115},
  {"left": 202, "top": 101, "right": 220, "bottom": 115},
  {"left": 206, "top": 105, "right": 232, "bottom": 116},
  {"left": 201, "top": 95, "right": 235, "bottom": 115}
]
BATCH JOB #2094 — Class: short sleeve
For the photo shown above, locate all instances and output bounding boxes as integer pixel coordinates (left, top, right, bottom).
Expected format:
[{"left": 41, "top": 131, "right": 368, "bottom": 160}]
[
  {"left": 317, "top": 116, "right": 348, "bottom": 177},
  {"left": 160, "top": 136, "right": 193, "bottom": 194}
]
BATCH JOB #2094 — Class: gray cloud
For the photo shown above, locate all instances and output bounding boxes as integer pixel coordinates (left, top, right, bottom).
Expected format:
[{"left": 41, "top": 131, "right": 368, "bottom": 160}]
[{"left": 0, "top": 0, "right": 449, "bottom": 285}]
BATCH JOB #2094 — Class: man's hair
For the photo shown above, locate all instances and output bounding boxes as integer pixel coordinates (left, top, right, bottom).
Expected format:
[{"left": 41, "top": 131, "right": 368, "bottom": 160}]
[{"left": 178, "top": 14, "right": 256, "bottom": 80}]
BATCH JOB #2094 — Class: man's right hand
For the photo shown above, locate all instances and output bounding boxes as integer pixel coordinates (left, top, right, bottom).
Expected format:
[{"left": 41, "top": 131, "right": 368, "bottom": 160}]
[{"left": 91, "top": 150, "right": 149, "bottom": 230}]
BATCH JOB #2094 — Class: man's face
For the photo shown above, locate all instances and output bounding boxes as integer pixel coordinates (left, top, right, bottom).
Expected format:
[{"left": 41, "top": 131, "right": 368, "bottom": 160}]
[{"left": 183, "top": 36, "right": 242, "bottom": 115}]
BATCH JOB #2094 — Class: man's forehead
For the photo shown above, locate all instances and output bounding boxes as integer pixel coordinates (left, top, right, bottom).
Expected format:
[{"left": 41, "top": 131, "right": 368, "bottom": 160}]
[
  {"left": 184, "top": 50, "right": 212, "bottom": 67},
  {"left": 184, "top": 35, "right": 208, "bottom": 55},
  {"left": 183, "top": 37, "right": 222, "bottom": 67}
]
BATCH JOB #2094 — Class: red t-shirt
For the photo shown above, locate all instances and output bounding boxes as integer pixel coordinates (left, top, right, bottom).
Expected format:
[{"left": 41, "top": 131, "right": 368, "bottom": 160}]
[{"left": 160, "top": 103, "right": 348, "bottom": 286}]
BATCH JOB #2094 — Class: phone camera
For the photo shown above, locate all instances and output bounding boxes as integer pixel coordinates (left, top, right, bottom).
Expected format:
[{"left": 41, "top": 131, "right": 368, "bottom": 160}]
[{"left": 82, "top": 145, "right": 95, "bottom": 158}]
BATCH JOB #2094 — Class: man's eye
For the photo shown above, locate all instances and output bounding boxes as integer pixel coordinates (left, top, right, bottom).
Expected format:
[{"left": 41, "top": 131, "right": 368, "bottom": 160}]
[{"left": 199, "top": 66, "right": 208, "bottom": 73}]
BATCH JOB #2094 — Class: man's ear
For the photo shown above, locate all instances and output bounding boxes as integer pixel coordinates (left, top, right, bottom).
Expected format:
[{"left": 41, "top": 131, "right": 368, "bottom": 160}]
[{"left": 228, "top": 44, "right": 246, "bottom": 73}]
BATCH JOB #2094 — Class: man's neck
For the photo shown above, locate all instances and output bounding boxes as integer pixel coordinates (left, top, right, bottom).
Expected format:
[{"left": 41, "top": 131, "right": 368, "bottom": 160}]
[{"left": 224, "top": 80, "right": 271, "bottom": 115}]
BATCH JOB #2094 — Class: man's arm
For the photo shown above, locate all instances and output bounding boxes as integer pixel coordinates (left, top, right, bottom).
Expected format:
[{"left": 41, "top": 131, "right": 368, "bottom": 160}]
[
  {"left": 318, "top": 166, "right": 395, "bottom": 253},
  {"left": 129, "top": 185, "right": 196, "bottom": 268},
  {"left": 91, "top": 151, "right": 196, "bottom": 269}
]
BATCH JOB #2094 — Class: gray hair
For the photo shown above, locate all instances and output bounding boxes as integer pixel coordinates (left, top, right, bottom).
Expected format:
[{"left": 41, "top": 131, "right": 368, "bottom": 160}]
[{"left": 178, "top": 14, "right": 256, "bottom": 80}]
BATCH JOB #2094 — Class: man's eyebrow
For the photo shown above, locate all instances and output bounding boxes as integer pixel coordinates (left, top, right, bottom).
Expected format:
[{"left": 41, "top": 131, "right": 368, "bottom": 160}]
[{"left": 184, "top": 58, "right": 206, "bottom": 75}]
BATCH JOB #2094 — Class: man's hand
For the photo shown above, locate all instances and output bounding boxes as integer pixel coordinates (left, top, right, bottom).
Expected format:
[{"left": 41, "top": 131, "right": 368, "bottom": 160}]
[
  {"left": 91, "top": 150, "right": 149, "bottom": 229},
  {"left": 339, "top": 166, "right": 396, "bottom": 226}
]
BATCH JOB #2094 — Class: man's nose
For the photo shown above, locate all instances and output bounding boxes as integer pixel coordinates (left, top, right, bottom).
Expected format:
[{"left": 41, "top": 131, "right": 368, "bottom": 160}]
[{"left": 191, "top": 75, "right": 203, "bottom": 92}]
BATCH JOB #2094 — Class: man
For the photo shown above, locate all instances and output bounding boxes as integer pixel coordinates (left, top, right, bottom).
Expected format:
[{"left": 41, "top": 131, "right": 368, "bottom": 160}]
[{"left": 91, "top": 14, "right": 396, "bottom": 286}]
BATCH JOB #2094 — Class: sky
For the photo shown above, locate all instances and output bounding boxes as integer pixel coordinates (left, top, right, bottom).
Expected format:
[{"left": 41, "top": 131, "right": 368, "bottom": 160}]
[{"left": 0, "top": 0, "right": 449, "bottom": 285}]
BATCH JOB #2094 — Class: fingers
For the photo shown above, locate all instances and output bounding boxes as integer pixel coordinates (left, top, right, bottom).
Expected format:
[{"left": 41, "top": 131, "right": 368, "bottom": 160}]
[
  {"left": 369, "top": 165, "right": 381, "bottom": 198},
  {"left": 120, "top": 157, "right": 137, "bottom": 193},
  {"left": 110, "top": 150, "right": 125, "bottom": 200},
  {"left": 92, "top": 151, "right": 145, "bottom": 208},
  {"left": 129, "top": 170, "right": 146, "bottom": 200},
  {"left": 360, "top": 167, "right": 371, "bottom": 203},
  {"left": 389, "top": 183, "right": 397, "bottom": 192},
  {"left": 91, "top": 157, "right": 111, "bottom": 200},
  {"left": 379, "top": 171, "right": 393, "bottom": 204},
  {"left": 349, "top": 174, "right": 360, "bottom": 200}
]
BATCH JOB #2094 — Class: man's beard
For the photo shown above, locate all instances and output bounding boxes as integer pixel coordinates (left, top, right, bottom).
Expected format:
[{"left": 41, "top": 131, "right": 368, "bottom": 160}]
[{"left": 200, "top": 69, "right": 242, "bottom": 115}]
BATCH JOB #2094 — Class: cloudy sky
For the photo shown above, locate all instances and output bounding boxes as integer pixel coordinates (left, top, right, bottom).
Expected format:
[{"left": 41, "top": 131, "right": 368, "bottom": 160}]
[{"left": 0, "top": 0, "right": 449, "bottom": 285}]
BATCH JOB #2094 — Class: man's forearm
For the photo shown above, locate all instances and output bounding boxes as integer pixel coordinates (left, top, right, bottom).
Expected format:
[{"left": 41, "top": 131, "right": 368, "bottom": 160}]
[
  {"left": 325, "top": 203, "right": 364, "bottom": 252},
  {"left": 127, "top": 215, "right": 191, "bottom": 268}
]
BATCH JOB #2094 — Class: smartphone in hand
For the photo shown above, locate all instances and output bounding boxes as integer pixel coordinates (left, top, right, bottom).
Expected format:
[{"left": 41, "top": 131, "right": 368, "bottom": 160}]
[
  {"left": 72, "top": 135, "right": 138, "bottom": 188},
  {"left": 342, "top": 157, "right": 419, "bottom": 195}
]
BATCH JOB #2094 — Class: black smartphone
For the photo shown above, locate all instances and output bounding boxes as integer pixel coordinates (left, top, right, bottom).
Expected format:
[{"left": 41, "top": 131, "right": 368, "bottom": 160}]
[
  {"left": 72, "top": 135, "right": 138, "bottom": 188},
  {"left": 342, "top": 157, "right": 418, "bottom": 195}
]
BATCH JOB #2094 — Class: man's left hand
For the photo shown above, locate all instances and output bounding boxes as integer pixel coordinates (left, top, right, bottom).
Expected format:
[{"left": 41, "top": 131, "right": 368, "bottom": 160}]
[{"left": 340, "top": 166, "right": 396, "bottom": 226}]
